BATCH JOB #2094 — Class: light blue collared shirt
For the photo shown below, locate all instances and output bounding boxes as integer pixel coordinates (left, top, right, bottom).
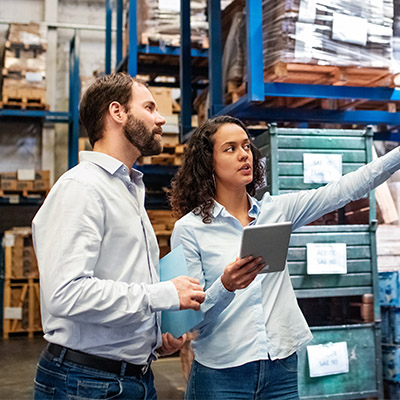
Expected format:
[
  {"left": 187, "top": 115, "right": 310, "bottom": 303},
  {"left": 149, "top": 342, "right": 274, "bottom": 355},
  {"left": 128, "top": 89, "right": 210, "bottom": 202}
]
[
  {"left": 171, "top": 146, "right": 400, "bottom": 369},
  {"left": 33, "top": 151, "right": 179, "bottom": 364}
]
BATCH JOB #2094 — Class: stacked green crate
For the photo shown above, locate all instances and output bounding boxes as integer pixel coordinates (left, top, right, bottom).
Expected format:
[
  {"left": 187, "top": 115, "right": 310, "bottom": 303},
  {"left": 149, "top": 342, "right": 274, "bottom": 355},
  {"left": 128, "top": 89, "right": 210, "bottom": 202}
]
[{"left": 252, "top": 124, "right": 382, "bottom": 399}]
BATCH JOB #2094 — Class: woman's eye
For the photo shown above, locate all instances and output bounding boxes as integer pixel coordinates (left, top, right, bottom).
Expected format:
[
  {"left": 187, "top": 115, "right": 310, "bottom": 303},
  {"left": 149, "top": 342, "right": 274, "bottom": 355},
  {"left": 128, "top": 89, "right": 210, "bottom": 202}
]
[
  {"left": 244, "top": 144, "right": 251, "bottom": 150},
  {"left": 225, "top": 146, "right": 234, "bottom": 152}
]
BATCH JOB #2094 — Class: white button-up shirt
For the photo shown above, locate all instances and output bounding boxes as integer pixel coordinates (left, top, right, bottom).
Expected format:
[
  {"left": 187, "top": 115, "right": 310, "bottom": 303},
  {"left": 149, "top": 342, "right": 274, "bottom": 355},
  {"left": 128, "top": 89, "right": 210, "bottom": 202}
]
[
  {"left": 33, "top": 151, "right": 179, "bottom": 364},
  {"left": 171, "top": 146, "right": 400, "bottom": 369}
]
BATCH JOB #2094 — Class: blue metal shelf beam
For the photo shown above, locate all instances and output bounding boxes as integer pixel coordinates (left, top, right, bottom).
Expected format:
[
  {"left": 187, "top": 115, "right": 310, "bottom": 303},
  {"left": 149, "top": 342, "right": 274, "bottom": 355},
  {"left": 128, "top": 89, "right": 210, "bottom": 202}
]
[
  {"left": 0, "top": 109, "right": 70, "bottom": 123},
  {"left": 264, "top": 82, "right": 400, "bottom": 101},
  {"left": 138, "top": 45, "right": 207, "bottom": 58}
]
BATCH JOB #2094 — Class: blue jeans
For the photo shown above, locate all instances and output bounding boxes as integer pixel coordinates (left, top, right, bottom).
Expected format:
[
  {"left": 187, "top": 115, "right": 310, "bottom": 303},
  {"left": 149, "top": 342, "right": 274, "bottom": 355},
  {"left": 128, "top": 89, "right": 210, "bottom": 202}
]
[
  {"left": 33, "top": 348, "right": 157, "bottom": 400},
  {"left": 185, "top": 353, "right": 299, "bottom": 400}
]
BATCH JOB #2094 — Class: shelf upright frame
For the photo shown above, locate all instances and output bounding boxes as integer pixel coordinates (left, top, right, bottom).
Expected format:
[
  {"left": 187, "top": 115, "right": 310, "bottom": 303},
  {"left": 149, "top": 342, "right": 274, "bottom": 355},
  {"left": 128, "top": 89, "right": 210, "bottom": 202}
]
[
  {"left": 128, "top": 0, "right": 138, "bottom": 77},
  {"left": 105, "top": 0, "right": 112, "bottom": 75},
  {"left": 180, "top": 0, "right": 193, "bottom": 140},
  {"left": 69, "top": 30, "right": 81, "bottom": 169},
  {"left": 208, "top": 0, "right": 224, "bottom": 116}
]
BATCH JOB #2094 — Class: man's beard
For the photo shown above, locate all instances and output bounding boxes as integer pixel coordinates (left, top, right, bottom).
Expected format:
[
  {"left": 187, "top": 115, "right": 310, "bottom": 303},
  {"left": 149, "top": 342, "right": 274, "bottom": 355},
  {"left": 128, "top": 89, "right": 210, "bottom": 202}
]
[{"left": 123, "top": 112, "right": 163, "bottom": 156}]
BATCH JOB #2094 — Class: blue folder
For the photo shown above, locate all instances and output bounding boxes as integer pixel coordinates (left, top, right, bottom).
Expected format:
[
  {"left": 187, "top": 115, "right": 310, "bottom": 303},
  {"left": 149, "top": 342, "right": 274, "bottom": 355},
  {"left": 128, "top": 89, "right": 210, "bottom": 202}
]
[{"left": 159, "top": 245, "right": 203, "bottom": 338}]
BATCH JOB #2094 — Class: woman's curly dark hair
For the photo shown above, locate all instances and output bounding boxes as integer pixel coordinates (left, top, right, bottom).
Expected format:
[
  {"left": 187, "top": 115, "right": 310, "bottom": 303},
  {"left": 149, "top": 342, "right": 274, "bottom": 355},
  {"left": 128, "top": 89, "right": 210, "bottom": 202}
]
[{"left": 169, "top": 115, "right": 265, "bottom": 224}]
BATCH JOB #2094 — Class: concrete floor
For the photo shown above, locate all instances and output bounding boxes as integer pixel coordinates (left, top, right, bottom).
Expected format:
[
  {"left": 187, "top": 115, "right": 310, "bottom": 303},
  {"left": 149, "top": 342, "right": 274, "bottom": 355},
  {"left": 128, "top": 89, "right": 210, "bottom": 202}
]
[{"left": 0, "top": 336, "right": 186, "bottom": 400}]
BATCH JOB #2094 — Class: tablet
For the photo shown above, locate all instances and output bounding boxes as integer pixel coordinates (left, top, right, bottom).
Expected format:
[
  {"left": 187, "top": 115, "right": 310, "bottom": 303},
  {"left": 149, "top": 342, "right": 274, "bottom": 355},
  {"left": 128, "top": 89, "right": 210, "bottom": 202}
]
[{"left": 239, "top": 222, "right": 292, "bottom": 273}]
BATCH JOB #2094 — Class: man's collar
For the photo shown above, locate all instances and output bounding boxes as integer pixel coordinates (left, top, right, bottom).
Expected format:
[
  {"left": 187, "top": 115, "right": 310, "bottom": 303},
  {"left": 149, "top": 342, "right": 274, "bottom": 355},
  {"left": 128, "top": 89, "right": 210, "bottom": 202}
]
[{"left": 79, "top": 151, "right": 132, "bottom": 176}]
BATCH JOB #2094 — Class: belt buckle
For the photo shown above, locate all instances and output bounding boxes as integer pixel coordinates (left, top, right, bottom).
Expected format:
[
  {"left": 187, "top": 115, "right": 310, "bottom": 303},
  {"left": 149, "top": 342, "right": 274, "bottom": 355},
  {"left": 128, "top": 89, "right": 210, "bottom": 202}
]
[{"left": 141, "top": 362, "right": 150, "bottom": 375}]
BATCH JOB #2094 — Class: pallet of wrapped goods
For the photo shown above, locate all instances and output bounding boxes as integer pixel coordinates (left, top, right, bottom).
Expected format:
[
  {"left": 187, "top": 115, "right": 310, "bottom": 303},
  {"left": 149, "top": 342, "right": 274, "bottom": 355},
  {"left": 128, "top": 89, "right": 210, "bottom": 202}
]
[
  {"left": 1, "top": 77, "right": 47, "bottom": 109},
  {"left": 2, "top": 227, "right": 41, "bottom": 338},
  {"left": 0, "top": 169, "right": 50, "bottom": 197},
  {"left": 2, "top": 22, "right": 47, "bottom": 109},
  {"left": 6, "top": 22, "right": 47, "bottom": 50}
]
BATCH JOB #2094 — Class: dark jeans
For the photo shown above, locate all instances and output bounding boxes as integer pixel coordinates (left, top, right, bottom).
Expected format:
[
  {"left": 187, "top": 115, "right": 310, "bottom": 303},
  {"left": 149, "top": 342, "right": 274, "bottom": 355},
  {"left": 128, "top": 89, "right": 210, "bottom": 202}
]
[
  {"left": 185, "top": 353, "right": 299, "bottom": 400},
  {"left": 33, "top": 348, "right": 157, "bottom": 400}
]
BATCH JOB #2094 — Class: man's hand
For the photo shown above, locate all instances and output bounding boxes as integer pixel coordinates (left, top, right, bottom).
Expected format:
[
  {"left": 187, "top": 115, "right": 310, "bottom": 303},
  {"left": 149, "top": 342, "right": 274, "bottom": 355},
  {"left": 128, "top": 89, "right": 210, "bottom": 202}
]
[
  {"left": 171, "top": 276, "right": 205, "bottom": 310},
  {"left": 157, "top": 333, "right": 187, "bottom": 357},
  {"left": 221, "top": 256, "right": 265, "bottom": 292}
]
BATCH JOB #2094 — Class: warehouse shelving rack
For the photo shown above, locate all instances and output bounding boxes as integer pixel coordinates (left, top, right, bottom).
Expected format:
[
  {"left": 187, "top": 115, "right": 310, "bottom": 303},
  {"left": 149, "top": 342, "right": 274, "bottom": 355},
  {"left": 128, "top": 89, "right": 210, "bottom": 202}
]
[
  {"left": 0, "top": 31, "right": 81, "bottom": 172},
  {"left": 205, "top": 0, "right": 400, "bottom": 142}
]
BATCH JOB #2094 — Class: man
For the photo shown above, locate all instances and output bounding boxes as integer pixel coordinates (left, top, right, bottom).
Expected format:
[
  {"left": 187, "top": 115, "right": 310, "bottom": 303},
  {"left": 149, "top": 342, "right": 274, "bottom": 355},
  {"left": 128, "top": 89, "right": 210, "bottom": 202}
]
[{"left": 32, "top": 72, "right": 205, "bottom": 399}]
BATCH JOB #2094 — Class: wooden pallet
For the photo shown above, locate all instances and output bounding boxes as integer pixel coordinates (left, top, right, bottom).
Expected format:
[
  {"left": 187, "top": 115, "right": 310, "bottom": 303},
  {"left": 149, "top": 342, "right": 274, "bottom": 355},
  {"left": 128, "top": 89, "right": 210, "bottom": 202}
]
[
  {"left": 226, "top": 62, "right": 400, "bottom": 110},
  {"left": 138, "top": 144, "right": 185, "bottom": 166},
  {"left": 264, "top": 62, "right": 396, "bottom": 87},
  {"left": 0, "top": 188, "right": 49, "bottom": 198}
]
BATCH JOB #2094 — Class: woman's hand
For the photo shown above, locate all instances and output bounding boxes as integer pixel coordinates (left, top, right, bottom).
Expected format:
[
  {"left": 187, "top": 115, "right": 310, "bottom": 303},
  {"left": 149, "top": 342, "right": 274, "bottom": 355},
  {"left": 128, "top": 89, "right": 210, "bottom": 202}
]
[
  {"left": 157, "top": 332, "right": 187, "bottom": 357},
  {"left": 221, "top": 256, "right": 265, "bottom": 292}
]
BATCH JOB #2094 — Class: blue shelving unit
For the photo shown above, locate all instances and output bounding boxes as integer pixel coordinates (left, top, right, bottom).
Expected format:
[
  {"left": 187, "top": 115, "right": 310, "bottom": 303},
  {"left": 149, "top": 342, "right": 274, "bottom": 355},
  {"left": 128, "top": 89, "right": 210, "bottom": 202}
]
[
  {"left": 0, "top": 32, "right": 81, "bottom": 170},
  {"left": 204, "top": 0, "right": 400, "bottom": 142}
]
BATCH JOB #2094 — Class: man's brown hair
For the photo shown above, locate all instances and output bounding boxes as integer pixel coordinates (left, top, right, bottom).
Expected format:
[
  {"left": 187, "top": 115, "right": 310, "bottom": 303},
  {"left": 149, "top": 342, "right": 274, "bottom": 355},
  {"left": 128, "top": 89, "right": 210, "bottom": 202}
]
[{"left": 80, "top": 72, "right": 145, "bottom": 147}]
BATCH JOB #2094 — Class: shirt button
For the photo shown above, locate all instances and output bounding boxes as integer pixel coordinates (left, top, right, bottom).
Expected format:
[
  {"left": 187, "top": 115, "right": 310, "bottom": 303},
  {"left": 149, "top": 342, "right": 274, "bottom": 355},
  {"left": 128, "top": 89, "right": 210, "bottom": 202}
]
[
  {"left": 128, "top": 184, "right": 133, "bottom": 190},
  {"left": 123, "top": 167, "right": 128, "bottom": 173}
]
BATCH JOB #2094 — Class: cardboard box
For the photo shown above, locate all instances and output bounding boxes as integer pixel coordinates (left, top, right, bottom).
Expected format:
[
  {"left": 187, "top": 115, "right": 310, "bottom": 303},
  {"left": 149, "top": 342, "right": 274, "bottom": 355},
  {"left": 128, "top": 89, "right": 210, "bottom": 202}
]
[{"left": 149, "top": 87, "right": 173, "bottom": 116}]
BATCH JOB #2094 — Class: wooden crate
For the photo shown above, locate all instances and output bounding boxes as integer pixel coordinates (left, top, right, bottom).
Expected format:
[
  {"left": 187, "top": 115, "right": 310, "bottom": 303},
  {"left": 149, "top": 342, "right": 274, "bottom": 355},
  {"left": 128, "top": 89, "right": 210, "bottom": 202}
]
[
  {"left": 3, "top": 227, "right": 42, "bottom": 338},
  {"left": 3, "top": 227, "right": 38, "bottom": 279},
  {"left": 3, "top": 279, "right": 41, "bottom": 338}
]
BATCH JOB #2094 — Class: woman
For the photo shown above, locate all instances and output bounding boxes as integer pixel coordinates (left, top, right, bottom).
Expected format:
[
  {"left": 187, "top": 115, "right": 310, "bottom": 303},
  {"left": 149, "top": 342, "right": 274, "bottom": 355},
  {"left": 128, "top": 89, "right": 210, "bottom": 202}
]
[{"left": 169, "top": 115, "right": 400, "bottom": 399}]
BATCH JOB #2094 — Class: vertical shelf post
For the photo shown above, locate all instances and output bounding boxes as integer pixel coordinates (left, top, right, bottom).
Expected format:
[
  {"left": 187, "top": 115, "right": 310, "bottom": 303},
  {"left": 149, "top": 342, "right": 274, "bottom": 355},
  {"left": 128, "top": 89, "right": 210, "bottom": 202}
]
[
  {"left": 69, "top": 31, "right": 81, "bottom": 169},
  {"left": 128, "top": 0, "right": 138, "bottom": 77},
  {"left": 105, "top": 0, "right": 113, "bottom": 75},
  {"left": 208, "top": 0, "right": 223, "bottom": 116},
  {"left": 180, "top": 0, "right": 193, "bottom": 139},
  {"left": 246, "top": 0, "right": 265, "bottom": 101},
  {"left": 116, "top": 0, "right": 124, "bottom": 68}
]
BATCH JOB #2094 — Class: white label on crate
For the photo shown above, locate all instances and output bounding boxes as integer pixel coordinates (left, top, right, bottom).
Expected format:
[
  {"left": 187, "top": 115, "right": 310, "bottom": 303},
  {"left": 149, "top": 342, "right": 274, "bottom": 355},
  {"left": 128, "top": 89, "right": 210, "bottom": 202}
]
[
  {"left": 298, "top": 0, "right": 316, "bottom": 23},
  {"left": 4, "top": 307, "right": 22, "bottom": 320},
  {"left": 17, "top": 169, "right": 35, "bottom": 181},
  {"left": 307, "top": 243, "right": 347, "bottom": 274},
  {"left": 332, "top": 13, "right": 368, "bottom": 46},
  {"left": 307, "top": 342, "right": 349, "bottom": 377},
  {"left": 2, "top": 233, "right": 15, "bottom": 247},
  {"left": 303, "top": 153, "right": 342, "bottom": 183},
  {"left": 25, "top": 72, "right": 43, "bottom": 83}
]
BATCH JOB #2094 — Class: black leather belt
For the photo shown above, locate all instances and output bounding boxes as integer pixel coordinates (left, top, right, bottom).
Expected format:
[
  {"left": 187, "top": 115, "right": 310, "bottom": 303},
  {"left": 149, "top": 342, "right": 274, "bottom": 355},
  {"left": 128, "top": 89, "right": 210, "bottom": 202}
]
[{"left": 47, "top": 343, "right": 147, "bottom": 377}]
